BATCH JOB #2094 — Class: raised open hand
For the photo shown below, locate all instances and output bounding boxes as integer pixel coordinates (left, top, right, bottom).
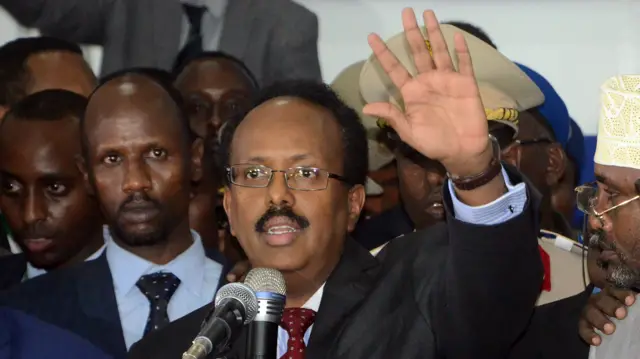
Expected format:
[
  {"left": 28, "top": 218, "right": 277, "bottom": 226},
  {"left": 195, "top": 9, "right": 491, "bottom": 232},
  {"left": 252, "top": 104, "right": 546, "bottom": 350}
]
[{"left": 363, "top": 9, "right": 490, "bottom": 177}]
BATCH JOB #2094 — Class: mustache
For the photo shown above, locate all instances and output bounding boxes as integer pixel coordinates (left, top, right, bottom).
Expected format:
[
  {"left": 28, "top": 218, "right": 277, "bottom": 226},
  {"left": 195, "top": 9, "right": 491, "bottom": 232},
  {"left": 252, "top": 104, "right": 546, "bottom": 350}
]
[
  {"left": 20, "top": 224, "right": 56, "bottom": 240},
  {"left": 254, "top": 206, "right": 310, "bottom": 233},
  {"left": 118, "top": 192, "right": 161, "bottom": 213},
  {"left": 589, "top": 230, "right": 617, "bottom": 252}
]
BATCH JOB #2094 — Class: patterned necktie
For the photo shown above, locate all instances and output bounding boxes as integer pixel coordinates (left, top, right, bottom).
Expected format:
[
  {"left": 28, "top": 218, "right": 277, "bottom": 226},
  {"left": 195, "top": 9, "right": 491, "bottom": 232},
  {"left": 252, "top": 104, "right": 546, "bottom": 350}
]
[
  {"left": 175, "top": 4, "right": 206, "bottom": 67},
  {"left": 280, "top": 308, "right": 316, "bottom": 359},
  {"left": 136, "top": 272, "right": 181, "bottom": 335}
]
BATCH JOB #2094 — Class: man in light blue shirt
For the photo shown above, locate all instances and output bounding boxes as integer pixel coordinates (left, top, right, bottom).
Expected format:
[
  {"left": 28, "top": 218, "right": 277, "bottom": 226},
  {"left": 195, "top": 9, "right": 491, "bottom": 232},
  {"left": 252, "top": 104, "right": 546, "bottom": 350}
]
[{"left": 0, "top": 69, "right": 227, "bottom": 359}]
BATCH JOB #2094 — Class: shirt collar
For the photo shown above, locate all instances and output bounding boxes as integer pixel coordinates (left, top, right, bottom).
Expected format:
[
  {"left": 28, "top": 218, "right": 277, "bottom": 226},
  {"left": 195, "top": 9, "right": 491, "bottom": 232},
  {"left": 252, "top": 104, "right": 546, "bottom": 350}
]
[
  {"left": 25, "top": 244, "right": 106, "bottom": 280},
  {"left": 181, "top": 0, "right": 228, "bottom": 17},
  {"left": 302, "top": 283, "right": 325, "bottom": 311},
  {"left": 104, "top": 226, "right": 206, "bottom": 299}
]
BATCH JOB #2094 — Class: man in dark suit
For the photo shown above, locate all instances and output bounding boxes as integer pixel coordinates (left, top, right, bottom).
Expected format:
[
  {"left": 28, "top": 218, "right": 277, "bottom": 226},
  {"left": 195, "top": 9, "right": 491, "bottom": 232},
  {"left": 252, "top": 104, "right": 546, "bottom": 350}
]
[
  {"left": 0, "top": 0, "right": 322, "bottom": 85},
  {"left": 0, "top": 307, "right": 113, "bottom": 359},
  {"left": 0, "top": 70, "right": 230, "bottom": 359},
  {"left": 128, "top": 9, "right": 543, "bottom": 359},
  {"left": 0, "top": 90, "right": 105, "bottom": 290}
]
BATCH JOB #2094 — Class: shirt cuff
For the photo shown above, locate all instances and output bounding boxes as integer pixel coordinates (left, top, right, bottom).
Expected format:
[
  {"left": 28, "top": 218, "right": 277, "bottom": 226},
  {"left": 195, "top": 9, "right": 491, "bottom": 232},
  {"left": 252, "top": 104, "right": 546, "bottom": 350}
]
[{"left": 447, "top": 167, "right": 527, "bottom": 225}]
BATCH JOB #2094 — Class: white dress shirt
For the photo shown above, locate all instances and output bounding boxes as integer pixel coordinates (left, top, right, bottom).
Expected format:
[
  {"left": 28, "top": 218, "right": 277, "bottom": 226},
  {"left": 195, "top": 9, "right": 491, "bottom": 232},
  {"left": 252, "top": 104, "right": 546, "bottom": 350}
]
[
  {"left": 179, "top": 0, "right": 228, "bottom": 52},
  {"left": 24, "top": 244, "right": 106, "bottom": 281},
  {"left": 104, "top": 228, "right": 223, "bottom": 349},
  {"left": 275, "top": 167, "right": 529, "bottom": 354}
]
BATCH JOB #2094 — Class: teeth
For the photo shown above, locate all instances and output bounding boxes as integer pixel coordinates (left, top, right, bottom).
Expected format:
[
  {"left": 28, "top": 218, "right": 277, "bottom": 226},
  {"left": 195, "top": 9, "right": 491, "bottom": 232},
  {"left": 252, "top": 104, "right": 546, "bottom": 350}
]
[
  {"left": 432, "top": 203, "right": 443, "bottom": 208},
  {"left": 267, "top": 225, "right": 298, "bottom": 235}
]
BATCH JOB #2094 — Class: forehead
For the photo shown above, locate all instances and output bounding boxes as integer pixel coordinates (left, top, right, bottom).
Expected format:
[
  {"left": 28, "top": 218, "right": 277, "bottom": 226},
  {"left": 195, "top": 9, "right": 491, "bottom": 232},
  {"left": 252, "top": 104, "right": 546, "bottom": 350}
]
[
  {"left": 594, "top": 163, "right": 640, "bottom": 190},
  {"left": 231, "top": 97, "right": 343, "bottom": 166},
  {"left": 26, "top": 51, "right": 96, "bottom": 97},
  {"left": 175, "top": 59, "right": 250, "bottom": 92},
  {"left": 84, "top": 78, "right": 184, "bottom": 149},
  {"left": 517, "top": 110, "right": 549, "bottom": 139},
  {"left": 0, "top": 119, "right": 80, "bottom": 173}
]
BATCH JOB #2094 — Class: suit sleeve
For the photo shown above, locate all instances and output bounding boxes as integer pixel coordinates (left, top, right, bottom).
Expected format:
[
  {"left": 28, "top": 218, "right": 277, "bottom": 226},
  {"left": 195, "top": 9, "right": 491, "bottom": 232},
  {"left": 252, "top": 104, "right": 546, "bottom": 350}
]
[
  {"left": 264, "top": 2, "right": 322, "bottom": 85},
  {"left": 0, "top": 0, "right": 114, "bottom": 44},
  {"left": 420, "top": 166, "right": 543, "bottom": 358}
]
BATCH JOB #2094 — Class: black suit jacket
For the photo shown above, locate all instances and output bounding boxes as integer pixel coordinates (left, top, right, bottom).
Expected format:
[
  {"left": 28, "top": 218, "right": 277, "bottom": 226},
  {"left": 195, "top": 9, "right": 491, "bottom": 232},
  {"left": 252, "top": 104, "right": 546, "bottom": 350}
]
[
  {"left": 353, "top": 205, "right": 414, "bottom": 250},
  {"left": 0, "top": 248, "right": 231, "bottom": 359},
  {"left": 0, "top": 254, "right": 26, "bottom": 291},
  {"left": 129, "top": 168, "right": 543, "bottom": 359}
]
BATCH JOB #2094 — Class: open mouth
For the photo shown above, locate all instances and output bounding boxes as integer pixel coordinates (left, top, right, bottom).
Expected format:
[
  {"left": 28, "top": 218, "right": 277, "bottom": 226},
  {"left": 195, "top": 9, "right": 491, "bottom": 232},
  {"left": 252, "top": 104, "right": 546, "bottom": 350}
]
[{"left": 261, "top": 217, "right": 304, "bottom": 246}]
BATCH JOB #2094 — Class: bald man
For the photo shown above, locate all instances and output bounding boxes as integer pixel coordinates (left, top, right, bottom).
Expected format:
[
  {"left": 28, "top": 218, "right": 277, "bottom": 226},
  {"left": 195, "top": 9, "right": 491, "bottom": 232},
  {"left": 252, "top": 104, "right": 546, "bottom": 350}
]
[{"left": 0, "top": 69, "right": 230, "bottom": 359}]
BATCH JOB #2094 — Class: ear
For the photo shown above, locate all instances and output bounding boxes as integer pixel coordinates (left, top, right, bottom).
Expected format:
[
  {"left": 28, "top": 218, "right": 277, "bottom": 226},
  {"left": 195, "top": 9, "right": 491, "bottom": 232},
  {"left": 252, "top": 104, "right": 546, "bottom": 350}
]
[
  {"left": 501, "top": 142, "right": 520, "bottom": 168},
  {"left": 222, "top": 187, "right": 236, "bottom": 237},
  {"left": 75, "top": 154, "right": 95, "bottom": 196},
  {"left": 545, "top": 143, "right": 566, "bottom": 187},
  {"left": 190, "top": 137, "right": 204, "bottom": 183},
  {"left": 346, "top": 184, "right": 366, "bottom": 232}
]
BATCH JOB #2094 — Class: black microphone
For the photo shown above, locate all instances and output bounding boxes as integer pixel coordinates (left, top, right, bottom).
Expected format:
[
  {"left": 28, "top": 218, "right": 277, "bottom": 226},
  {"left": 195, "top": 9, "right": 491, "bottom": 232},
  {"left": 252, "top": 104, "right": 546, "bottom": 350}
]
[
  {"left": 243, "top": 268, "right": 287, "bottom": 359},
  {"left": 182, "top": 282, "right": 259, "bottom": 359}
]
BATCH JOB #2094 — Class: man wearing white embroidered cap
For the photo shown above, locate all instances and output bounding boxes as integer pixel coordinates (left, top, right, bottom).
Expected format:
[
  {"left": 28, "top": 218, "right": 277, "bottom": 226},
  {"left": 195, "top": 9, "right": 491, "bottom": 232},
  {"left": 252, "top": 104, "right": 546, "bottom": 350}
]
[{"left": 571, "top": 75, "right": 640, "bottom": 359}]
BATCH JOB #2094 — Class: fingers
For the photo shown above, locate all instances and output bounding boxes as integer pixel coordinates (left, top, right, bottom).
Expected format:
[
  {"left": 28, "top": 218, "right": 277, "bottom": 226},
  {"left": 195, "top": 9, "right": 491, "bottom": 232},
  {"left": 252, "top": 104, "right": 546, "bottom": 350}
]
[
  {"left": 421, "top": 10, "right": 453, "bottom": 72},
  {"left": 401, "top": 8, "right": 434, "bottom": 73},
  {"left": 367, "top": 33, "right": 411, "bottom": 90},
  {"left": 362, "top": 102, "right": 408, "bottom": 137},
  {"left": 584, "top": 298, "right": 616, "bottom": 335},
  {"left": 605, "top": 285, "right": 636, "bottom": 307},
  {"left": 453, "top": 33, "right": 475, "bottom": 78},
  {"left": 593, "top": 291, "right": 627, "bottom": 319},
  {"left": 578, "top": 315, "right": 602, "bottom": 346}
]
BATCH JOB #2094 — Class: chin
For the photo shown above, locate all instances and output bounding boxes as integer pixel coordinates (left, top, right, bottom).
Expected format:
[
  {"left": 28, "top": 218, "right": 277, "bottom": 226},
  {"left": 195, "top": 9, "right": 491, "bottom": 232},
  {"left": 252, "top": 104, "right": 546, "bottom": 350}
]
[
  {"left": 112, "top": 224, "right": 167, "bottom": 247},
  {"left": 250, "top": 251, "right": 307, "bottom": 272}
]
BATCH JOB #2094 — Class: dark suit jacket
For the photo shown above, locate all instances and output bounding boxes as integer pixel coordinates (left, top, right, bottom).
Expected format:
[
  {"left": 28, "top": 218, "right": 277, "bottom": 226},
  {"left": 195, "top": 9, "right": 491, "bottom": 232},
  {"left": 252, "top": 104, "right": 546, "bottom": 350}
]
[
  {"left": 0, "top": 0, "right": 322, "bottom": 85},
  {"left": 0, "top": 254, "right": 26, "bottom": 291},
  {"left": 128, "top": 168, "right": 543, "bottom": 359},
  {"left": 0, "top": 248, "right": 231, "bottom": 359},
  {"left": 0, "top": 307, "right": 113, "bottom": 359}
]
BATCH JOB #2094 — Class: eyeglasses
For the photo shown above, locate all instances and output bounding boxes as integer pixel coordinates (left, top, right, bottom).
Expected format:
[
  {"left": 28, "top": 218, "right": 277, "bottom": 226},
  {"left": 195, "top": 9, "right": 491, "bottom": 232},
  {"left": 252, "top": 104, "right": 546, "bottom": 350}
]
[
  {"left": 226, "top": 164, "right": 350, "bottom": 191},
  {"left": 575, "top": 182, "right": 640, "bottom": 218}
]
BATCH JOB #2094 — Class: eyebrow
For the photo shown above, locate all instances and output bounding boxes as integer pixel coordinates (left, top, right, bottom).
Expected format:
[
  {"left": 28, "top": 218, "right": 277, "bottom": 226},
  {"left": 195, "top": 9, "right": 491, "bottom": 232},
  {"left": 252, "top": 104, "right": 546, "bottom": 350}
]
[
  {"left": 245, "top": 153, "right": 312, "bottom": 164},
  {"left": 596, "top": 173, "right": 622, "bottom": 191}
]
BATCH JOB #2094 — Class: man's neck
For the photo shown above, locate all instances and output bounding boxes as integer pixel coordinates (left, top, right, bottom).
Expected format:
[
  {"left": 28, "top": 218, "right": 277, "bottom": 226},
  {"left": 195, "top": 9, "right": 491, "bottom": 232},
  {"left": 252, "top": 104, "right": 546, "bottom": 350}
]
[
  {"left": 283, "top": 260, "right": 338, "bottom": 308},
  {"left": 58, "top": 228, "right": 105, "bottom": 269},
  {"left": 113, "top": 221, "right": 194, "bottom": 265}
]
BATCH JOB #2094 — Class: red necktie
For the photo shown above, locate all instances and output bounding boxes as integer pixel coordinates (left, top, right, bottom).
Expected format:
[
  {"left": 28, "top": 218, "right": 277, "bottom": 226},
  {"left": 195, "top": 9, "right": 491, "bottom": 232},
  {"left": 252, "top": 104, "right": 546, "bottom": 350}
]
[{"left": 280, "top": 308, "right": 316, "bottom": 359}]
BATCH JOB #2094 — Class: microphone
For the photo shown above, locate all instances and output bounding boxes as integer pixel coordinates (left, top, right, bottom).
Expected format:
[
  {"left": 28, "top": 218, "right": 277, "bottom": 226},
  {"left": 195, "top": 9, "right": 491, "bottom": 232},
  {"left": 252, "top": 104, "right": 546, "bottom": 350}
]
[
  {"left": 182, "top": 282, "right": 259, "bottom": 359},
  {"left": 243, "top": 268, "right": 287, "bottom": 359}
]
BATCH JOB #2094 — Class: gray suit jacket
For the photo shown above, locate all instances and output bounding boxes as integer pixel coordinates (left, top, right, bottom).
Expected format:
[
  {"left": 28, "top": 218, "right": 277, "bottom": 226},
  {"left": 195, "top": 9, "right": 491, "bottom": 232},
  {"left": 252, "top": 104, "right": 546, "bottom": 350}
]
[{"left": 1, "top": 0, "right": 322, "bottom": 85}]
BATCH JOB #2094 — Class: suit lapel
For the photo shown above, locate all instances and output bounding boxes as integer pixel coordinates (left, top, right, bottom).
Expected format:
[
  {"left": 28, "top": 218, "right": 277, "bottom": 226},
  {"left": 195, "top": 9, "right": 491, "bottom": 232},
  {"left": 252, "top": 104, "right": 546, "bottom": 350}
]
[
  {"left": 218, "top": 0, "right": 257, "bottom": 60},
  {"left": 0, "top": 254, "right": 26, "bottom": 290},
  {"left": 306, "top": 240, "right": 380, "bottom": 359},
  {"left": 76, "top": 254, "right": 128, "bottom": 359}
]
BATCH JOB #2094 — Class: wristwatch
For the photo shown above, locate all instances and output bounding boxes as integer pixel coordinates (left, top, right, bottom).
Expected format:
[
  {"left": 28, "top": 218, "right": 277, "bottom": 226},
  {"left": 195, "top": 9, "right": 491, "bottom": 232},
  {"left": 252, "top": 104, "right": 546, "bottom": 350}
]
[{"left": 447, "top": 134, "right": 502, "bottom": 191}]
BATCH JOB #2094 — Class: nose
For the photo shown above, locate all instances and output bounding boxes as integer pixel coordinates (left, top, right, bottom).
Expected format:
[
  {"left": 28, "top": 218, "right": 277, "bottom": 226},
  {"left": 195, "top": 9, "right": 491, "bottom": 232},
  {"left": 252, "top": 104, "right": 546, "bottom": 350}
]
[
  {"left": 266, "top": 171, "right": 295, "bottom": 208},
  {"left": 23, "top": 190, "right": 47, "bottom": 226},
  {"left": 122, "top": 159, "right": 152, "bottom": 194}
]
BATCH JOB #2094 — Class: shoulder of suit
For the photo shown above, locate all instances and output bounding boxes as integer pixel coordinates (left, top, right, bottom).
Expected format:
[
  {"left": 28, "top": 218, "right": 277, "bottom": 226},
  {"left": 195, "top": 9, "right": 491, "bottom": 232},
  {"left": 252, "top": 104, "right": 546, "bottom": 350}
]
[{"left": 248, "top": 0, "right": 317, "bottom": 21}]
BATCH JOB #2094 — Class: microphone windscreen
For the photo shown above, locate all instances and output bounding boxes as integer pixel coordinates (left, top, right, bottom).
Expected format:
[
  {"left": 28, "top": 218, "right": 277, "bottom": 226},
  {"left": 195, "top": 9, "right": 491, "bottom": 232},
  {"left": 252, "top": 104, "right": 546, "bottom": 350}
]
[
  {"left": 243, "top": 268, "right": 286, "bottom": 295},
  {"left": 214, "top": 283, "right": 259, "bottom": 324}
]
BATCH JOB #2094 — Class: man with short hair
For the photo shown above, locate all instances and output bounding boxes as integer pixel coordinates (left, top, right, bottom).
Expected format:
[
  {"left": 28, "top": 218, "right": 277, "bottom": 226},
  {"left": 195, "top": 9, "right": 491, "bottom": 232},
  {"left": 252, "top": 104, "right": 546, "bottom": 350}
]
[
  {"left": 174, "top": 52, "right": 257, "bottom": 257},
  {"left": 0, "top": 70, "right": 228, "bottom": 358},
  {"left": 0, "top": 90, "right": 105, "bottom": 291},
  {"left": 128, "top": 9, "right": 542, "bottom": 359},
  {"left": 0, "top": 36, "right": 96, "bottom": 116}
]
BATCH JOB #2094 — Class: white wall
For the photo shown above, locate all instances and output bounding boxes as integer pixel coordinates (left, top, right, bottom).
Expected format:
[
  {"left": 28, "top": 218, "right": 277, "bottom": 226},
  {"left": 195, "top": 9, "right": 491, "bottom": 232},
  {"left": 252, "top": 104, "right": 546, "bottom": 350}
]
[{"left": 1, "top": 0, "right": 638, "bottom": 135}]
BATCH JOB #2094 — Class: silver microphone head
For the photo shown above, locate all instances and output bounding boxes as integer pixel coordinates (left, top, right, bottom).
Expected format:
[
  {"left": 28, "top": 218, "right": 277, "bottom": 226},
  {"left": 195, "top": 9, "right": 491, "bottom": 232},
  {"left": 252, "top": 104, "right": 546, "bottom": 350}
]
[
  {"left": 243, "top": 268, "right": 286, "bottom": 295},
  {"left": 214, "top": 282, "right": 259, "bottom": 324}
]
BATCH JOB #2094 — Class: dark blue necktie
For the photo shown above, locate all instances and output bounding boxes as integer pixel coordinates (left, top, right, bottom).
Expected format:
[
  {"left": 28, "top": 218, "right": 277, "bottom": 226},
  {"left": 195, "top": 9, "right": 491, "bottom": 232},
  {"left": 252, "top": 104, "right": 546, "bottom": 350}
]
[
  {"left": 175, "top": 4, "right": 206, "bottom": 68},
  {"left": 136, "top": 271, "right": 181, "bottom": 335}
]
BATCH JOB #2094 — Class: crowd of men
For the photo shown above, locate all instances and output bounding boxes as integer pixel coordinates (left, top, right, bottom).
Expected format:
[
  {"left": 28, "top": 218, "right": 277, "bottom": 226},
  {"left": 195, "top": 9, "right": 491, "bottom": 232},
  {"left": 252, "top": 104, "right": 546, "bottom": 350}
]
[{"left": 0, "top": 1, "right": 638, "bottom": 359}]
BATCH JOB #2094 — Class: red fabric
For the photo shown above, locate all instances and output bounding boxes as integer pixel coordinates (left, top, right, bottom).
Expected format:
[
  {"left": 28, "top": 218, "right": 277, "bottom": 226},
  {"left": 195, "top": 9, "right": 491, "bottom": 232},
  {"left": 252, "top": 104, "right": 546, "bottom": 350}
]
[
  {"left": 539, "top": 245, "right": 551, "bottom": 292},
  {"left": 280, "top": 308, "right": 316, "bottom": 359}
]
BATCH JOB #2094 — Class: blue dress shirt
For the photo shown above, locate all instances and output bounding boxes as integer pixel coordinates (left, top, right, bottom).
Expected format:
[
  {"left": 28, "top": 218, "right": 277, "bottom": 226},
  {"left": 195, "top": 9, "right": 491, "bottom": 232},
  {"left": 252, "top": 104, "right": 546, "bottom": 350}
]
[{"left": 104, "top": 228, "right": 223, "bottom": 349}]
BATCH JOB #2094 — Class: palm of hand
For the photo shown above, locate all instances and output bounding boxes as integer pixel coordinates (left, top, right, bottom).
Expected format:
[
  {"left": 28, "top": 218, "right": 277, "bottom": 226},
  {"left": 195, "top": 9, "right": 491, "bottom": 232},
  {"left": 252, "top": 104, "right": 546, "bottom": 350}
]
[{"left": 399, "top": 71, "right": 488, "bottom": 165}]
